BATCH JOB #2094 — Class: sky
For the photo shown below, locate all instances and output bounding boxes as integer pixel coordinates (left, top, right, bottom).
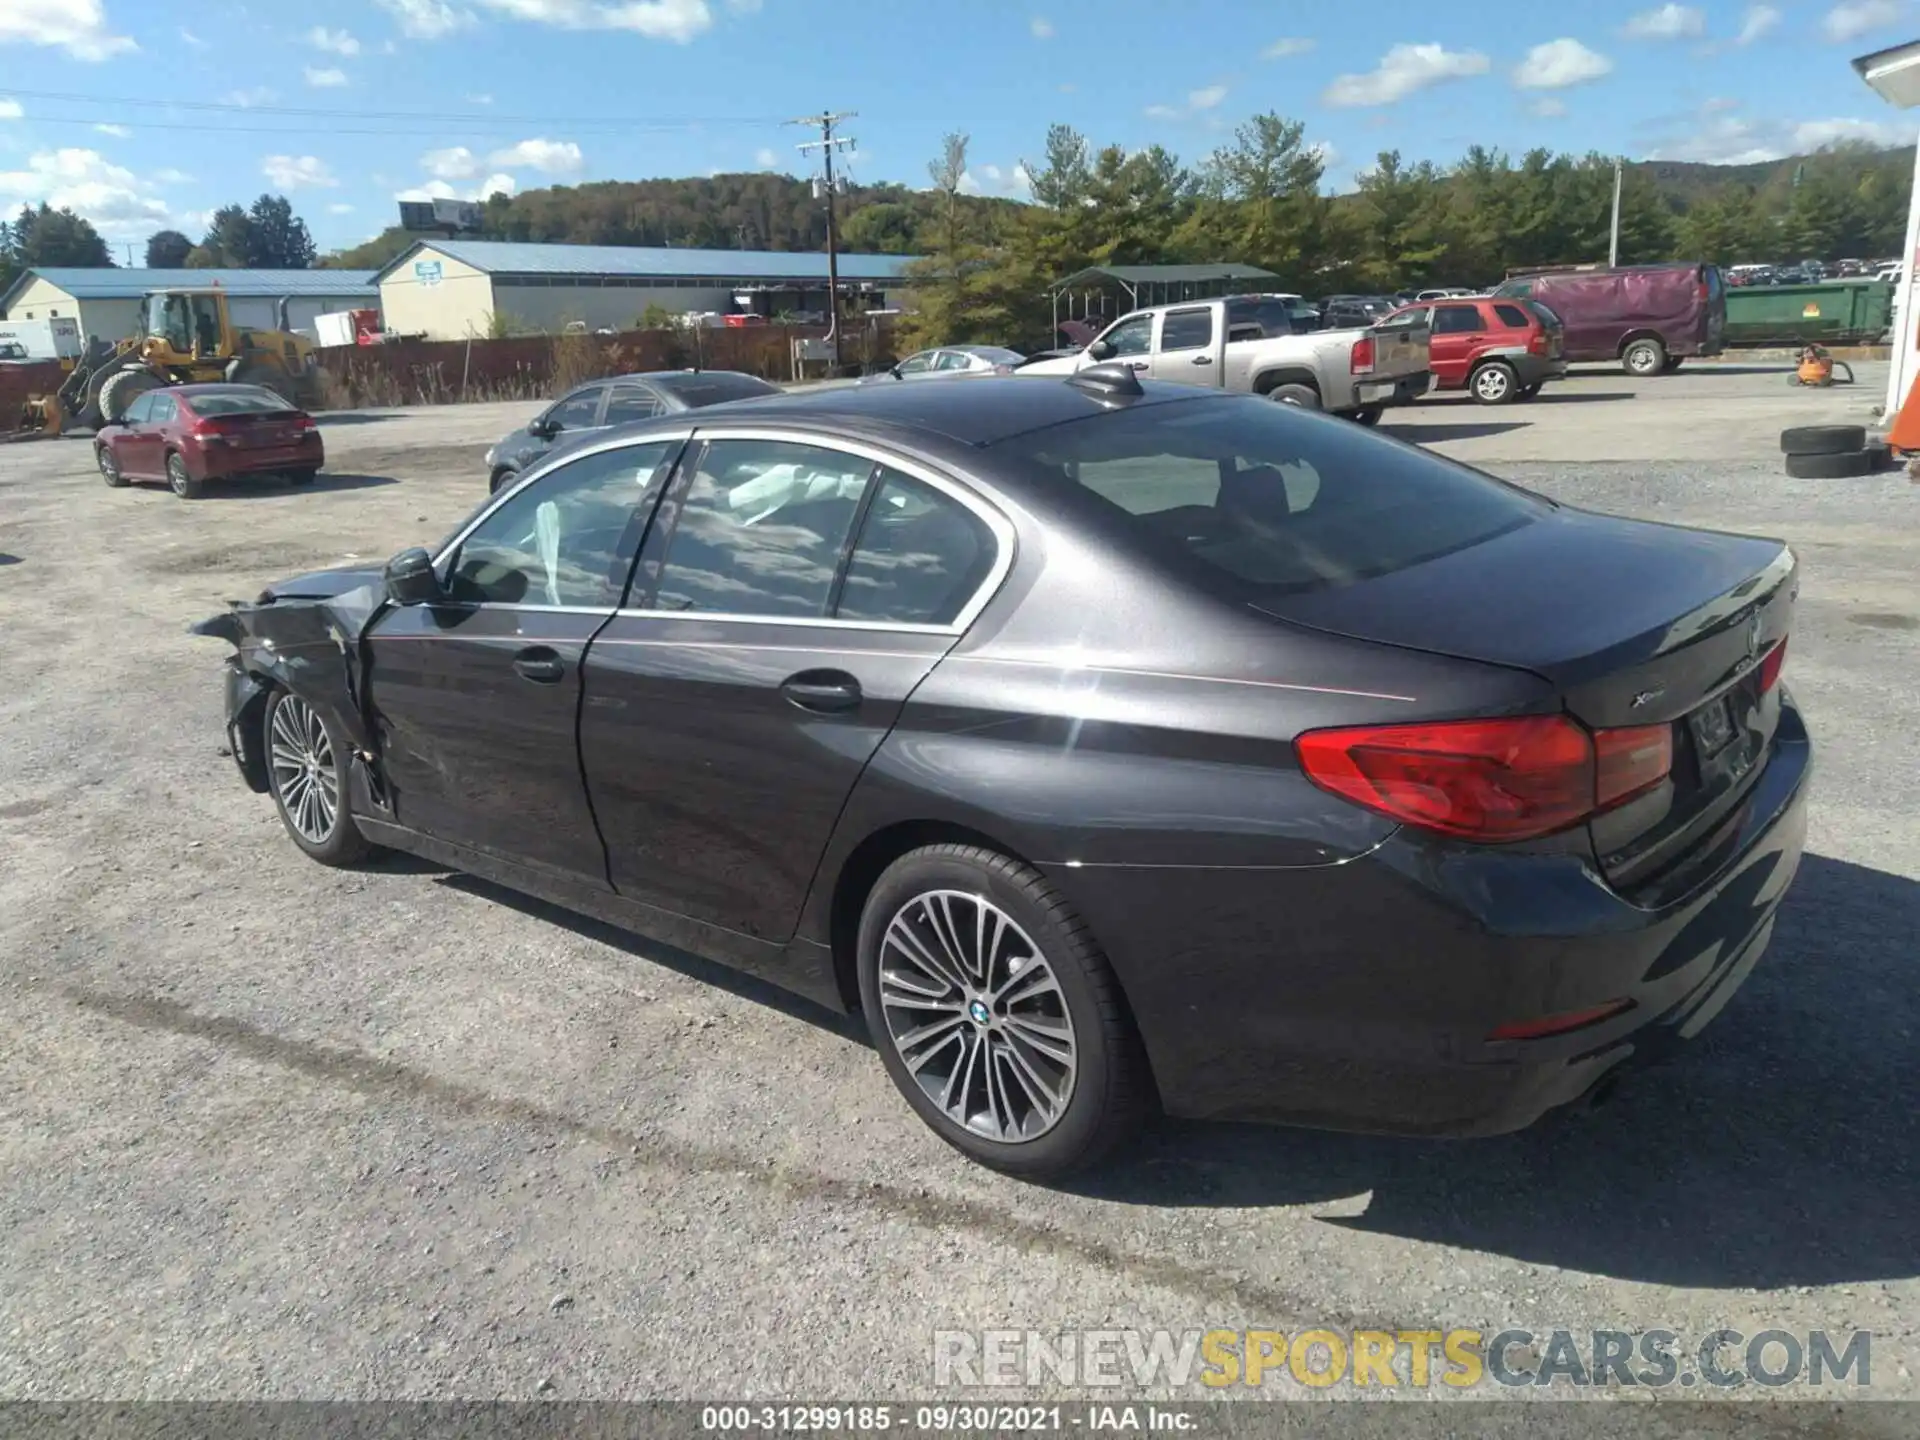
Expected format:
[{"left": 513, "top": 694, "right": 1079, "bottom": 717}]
[{"left": 3, "top": 0, "right": 1920, "bottom": 256}]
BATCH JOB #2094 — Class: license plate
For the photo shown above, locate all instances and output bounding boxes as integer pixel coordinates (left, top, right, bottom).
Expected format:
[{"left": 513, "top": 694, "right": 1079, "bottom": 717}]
[{"left": 1689, "top": 695, "right": 1735, "bottom": 757}]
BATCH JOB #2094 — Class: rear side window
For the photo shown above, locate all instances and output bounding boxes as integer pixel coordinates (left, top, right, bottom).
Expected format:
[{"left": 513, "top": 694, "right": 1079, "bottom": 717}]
[
  {"left": 1432, "top": 305, "right": 1485, "bottom": 334},
  {"left": 837, "top": 470, "right": 995, "bottom": 626},
  {"left": 999, "top": 397, "right": 1544, "bottom": 596},
  {"left": 149, "top": 394, "right": 178, "bottom": 424},
  {"left": 1492, "top": 303, "right": 1533, "bottom": 328},
  {"left": 1160, "top": 307, "right": 1214, "bottom": 351}
]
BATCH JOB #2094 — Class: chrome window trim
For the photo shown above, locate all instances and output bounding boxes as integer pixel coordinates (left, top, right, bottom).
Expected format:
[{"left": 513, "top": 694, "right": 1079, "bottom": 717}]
[
  {"left": 625, "top": 425, "right": 1017, "bottom": 637},
  {"left": 433, "top": 429, "right": 696, "bottom": 568}
]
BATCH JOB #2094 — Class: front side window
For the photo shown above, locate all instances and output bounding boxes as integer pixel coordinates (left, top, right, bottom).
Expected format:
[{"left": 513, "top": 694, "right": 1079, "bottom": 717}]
[
  {"left": 999, "top": 395, "right": 1543, "bottom": 596},
  {"left": 1159, "top": 307, "right": 1214, "bottom": 352},
  {"left": 895, "top": 352, "right": 935, "bottom": 375},
  {"left": 647, "top": 439, "right": 874, "bottom": 618},
  {"left": 447, "top": 440, "right": 675, "bottom": 608},
  {"left": 837, "top": 470, "right": 995, "bottom": 626},
  {"left": 547, "top": 387, "right": 605, "bottom": 430},
  {"left": 1100, "top": 315, "right": 1153, "bottom": 357}
]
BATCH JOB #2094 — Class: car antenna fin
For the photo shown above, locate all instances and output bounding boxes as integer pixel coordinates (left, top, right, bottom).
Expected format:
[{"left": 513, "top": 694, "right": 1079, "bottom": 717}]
[{"left": 1066, "top": 363, "right": 1145, "bottom": 401}]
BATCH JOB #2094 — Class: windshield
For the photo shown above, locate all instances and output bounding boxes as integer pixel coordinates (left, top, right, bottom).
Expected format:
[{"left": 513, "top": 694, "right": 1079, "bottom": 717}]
[
  {"left": 995, "top": 396, "right": 1545, "bottom": 596},
  {"left": 651, "top": 372, "right": 781, "bottom": 407},
  {"left": 189, "top": 390, "right": 297, "bottom": 415}
]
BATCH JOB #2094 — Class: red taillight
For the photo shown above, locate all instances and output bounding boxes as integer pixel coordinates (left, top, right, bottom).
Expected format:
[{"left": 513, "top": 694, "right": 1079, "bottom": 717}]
[
  {"left": 1296, "top": 713, "right": 1675, "bottom": 842},
  {"left": 1594, "top": 722, "right": 1672, "bottom": 809},
  {"left": 1350, "top": 335, "right": 1375, "bottom": 375},
  {"left": 1758, "top": 637, "right": 1786, "bottom": 693},
  {"left": 1488, "top": 999, "right": 1634, "bottom": 1042},
  {"left": 295, "top": 413, "right": 318, "bottom": 430},
  {"left": 190, "top": 416, "right": 237, "bottom": 438},
  {"left": 1527, "top": 328, "right": 1548, "bottom": 356}
]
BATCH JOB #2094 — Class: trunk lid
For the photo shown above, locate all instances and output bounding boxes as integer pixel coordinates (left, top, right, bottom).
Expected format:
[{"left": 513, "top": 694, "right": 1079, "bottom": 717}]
[
  {"left": 1259, "top": 506, "right": 1795, "bottom": 889},
  {"left": 1367, "top": 321, "right": 1429, "bottom": 380}
]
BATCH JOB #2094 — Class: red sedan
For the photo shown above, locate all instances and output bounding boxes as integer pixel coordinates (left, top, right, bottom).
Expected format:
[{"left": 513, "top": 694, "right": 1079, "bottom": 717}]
[{"left": 94, "top": 383, "right": 324, "bottom": 498}]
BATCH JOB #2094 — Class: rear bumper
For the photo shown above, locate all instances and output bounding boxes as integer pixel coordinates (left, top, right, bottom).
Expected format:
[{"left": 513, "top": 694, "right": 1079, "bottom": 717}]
[
  {"left": 1354, "top": 370, "right": 1430, "bottom": 408},
  {"left": 1046, "top": 690, "right": 1813, "bottom": 1135},
  {"left": 197, "top": 434, "right": 323, "bottom": 478}
]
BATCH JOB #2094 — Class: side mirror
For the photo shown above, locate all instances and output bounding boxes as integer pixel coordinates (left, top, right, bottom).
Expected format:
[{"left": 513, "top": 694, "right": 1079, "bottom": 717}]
[
  {"left": 1087, "top": 339, "right": 1115, "bottom": 360},
  {"left": 528, "top": 416, "right": 557, "bottom": 439},
  {"left": 384, "top": 547, "right": 442, "bottom": 606},
  {"left": 888, "top": 363, "right": 902, "bottom": 378}
]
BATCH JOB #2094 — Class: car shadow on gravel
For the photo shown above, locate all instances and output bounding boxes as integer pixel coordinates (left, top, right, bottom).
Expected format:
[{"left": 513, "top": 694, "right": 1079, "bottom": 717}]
[
  {"left": 1380, "top": 421, "right": 1534, "bottom": 444},
  {"left": 215, "top": 472, "right": 400, "bottom": 498},
  {"left": 314, "top": 414, "right": 402, "bottom": 427},
  {"left": 1529, "top": 391, "right": 1636, "bottom": 403},
  {"left": 1072, "top": 851, "right": 1920, "bottom": 1288}
]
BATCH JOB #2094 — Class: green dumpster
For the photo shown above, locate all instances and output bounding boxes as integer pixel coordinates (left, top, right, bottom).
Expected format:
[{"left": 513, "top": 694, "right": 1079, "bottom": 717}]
[{"left": 1722, "top": 280, "right": 1892, "bottom": 348}]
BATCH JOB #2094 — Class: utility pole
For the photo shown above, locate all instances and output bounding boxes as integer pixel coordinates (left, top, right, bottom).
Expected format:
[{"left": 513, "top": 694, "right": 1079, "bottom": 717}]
[
  {"left": 789, "top": 109, "right": 856, "bottom": 368},
  {"left": 1609, "top": 158, "right": 1623, "bottom": 268}
]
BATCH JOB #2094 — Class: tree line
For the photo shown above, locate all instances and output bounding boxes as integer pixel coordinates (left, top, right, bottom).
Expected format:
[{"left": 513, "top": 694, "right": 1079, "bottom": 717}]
[{"left": 0, "top": 193, "right": 320, "bottom": 294}]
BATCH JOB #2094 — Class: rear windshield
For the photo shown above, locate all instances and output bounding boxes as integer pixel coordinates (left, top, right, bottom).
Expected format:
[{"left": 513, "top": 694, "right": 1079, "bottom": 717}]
[
  {"left": 995, "top": 396, "right": 1546, "bottom": 596},
  {"left": 1524, "top": 299, "right": 1562, "bottom": 327},
  {"left": 651, "top": 372, "right": 780, "bottom": 407},
  {"left": 187, "top": 390, "right": 297, "bottom": 415}
]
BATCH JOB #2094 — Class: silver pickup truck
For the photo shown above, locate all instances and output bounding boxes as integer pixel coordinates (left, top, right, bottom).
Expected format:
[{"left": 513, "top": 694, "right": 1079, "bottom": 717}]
[{"left": 1018, "top": 294, "right": 1431, "bottom": 423}]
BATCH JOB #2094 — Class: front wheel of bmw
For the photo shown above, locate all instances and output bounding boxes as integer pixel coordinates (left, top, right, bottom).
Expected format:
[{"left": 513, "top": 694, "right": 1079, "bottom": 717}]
[
  {"left": 263, "top": 688, "right": 377, "bottom": 867},
  {"left": 857, "top": 844, "right": 1149, "bottom": 1178}
]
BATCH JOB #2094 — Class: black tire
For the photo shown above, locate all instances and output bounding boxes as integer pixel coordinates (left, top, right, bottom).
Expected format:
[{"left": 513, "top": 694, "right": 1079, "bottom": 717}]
[
  {"left": 1661, "top": 356, "right": 1685, "bottom": 373},
  {"left": 1518, "top": 382, "right": 1543, "bottom": 399},
  {"left": 1469, "top": 360, "right": 1518, "bottom": 405},
  {"left": 1780, "top": 423, "right": 1867, "bottom": 456},
  {"left": 856, "top": 844, "right": 1150, "bottom": 1179},
  {"left": 98, "top": 366, "right": 162, "bottom": 424},
  {"left": 166, "top": 452, "right": 203, "bottom": 499},
  {"left": 489, "top": 466, "right": 518, "bottom": 495},
  {"left": 1867, "top": 439, "right": 1892, "bottom": 471},
  {"left": 1267, "top": 382, "right": 1321, "bottom": 409},
  {"left": 287, "top": 468, "right": 318, "bottom": 486},
  {"left": 96, "top": 446, "right": 128, "bottom": 487},
  {"left": 262, "top": 688, "right": 377, "bottom": 868},
  {"left": 1784, "top": 448, "right": 1872, "bottom": 478},
  {"left": 1351, "top": 405, "right": 1384, "bottom": 426},
  {"left": 1622, "top": 337, "right": 1667, "bottom": 377}
]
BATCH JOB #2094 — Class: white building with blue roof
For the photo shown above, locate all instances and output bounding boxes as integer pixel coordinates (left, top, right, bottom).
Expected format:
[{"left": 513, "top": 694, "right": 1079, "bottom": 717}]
[
  {"left": 0, "top": 267, "right": 379, "bottom": 345},
  {"left": 372, "top": 239, "right": 920, "bottom": 340}
]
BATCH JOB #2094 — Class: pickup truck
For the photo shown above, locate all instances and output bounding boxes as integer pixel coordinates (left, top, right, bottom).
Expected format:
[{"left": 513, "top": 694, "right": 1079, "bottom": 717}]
[{"left": 1017, "top": 295, "right": 1430, "bottom": 422}]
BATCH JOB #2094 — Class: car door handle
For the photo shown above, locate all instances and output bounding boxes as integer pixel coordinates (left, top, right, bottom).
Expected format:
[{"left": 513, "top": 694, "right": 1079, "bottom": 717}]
[
  {"left": 1189, "top": 354, "right": 1214, "bottom": 365},
  {"left": 1125, "top": 361, "right": 1148, "bottom": 371},
  {"left": 780, "top": 669, "right": 861, "bottom": 713},
  {"left": 512, "top": 646, "right": 566, "bottom": 684}
]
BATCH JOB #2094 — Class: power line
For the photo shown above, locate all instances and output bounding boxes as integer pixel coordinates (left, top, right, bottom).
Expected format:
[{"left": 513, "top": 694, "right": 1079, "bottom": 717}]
[
  {"left": 0, "top": 87, "right": 785, "bottom": 129},
  {"left": 789, "top": 109, "right": 856, "bottom": 365}
]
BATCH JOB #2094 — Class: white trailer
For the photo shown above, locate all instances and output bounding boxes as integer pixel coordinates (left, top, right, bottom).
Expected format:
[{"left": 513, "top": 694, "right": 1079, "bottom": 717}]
[{"left": 0, "top": 316, "right": 83, "bottom": 360}]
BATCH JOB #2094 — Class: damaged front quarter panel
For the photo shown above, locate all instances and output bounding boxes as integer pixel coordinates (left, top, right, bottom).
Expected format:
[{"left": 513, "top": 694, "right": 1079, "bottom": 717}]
[{"left": 190, "top": 569, "right": 390, "bottom": 788}]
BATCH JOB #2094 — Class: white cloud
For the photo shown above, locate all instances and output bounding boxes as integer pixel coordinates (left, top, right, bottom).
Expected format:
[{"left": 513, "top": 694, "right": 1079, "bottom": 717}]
[
  {"left": 1623, "top": 4, "right": 1705, "bottom": 39},
  {"left": 1143, "top": 103, "right": 1182, "bottom": 120},
  {"left": 1308, "top": 140, "right": 1340, "bottom": 169},
  {"left": 1529, "top": 96, "right": 1568, "bottom": 117},
  {"left": 304, "top": 66, "right": 350, "bottom": 87},
  {"left": 956, "top": 170, "right": 982, "bottom": 195},
  {"left": 0, "top": 148, "right": 173, "bottom": 238},
  {"left": 262, "top": 154, "right": 340, "bottom": 189},
  {"left": 152, "top": 167, "right": 192, "bottom": 184},
  {"left": 376, "top": 0, "right": 474, "bottom": 38},
  {"left": 1323, "top": 43, "right": 1490, "bottom": 107},
  {"left": 223, "top": 88, "right": 277, "bottom": 108},
  {"left": 1793, "top": 116, "right": 1909, "bottom": 148},
  {"left": 754, "top": 147, "right": 777, "bottom": 168},
  {"left": 179, "top": 28, "right": 208, "bottom": 48},
  {"left": 1010, "top": 162, "right": 1034, "bottom": 197},
  {"left": 1824, "top": 0, "right": 1899, "bottom": 41},
  {"left": 1703, "top": 95, "right": 1741, "bottom": 112},
  {"left": 1188, "top": 84, "right": 1228, "bottom": 110},
  {"left": 1512, "top": 38, "right": 1613, "bottom": 90},
  {"left": 979, "top": 164, "right": 1002, "bottom": 182},
  {"left": 92, "top": 122, "right": 130, "bottom": 137},
  {"left": 1263, "top": 37, "right": 1314, "bottom": 59},
  {"left": 468, "top": 92, "right": 495, "bottom": 104},
  {"left": 396, "top": 172, "right": 516, "bottom": 202},
  {"left": 1030, "top": 15, "right": 1054, "bottom": 38},
  {"left": 488, "top": 137, "right": 584, "bottom": 173},
  {"left": 1736, "top": 3, "right": 1782, "bottom": 43},
  {"left": 0, "top": 0, "right": 135, "bottom": 61},
  {"left": 307, "top": 26, "right": 362, "bottom": 55},
  {"left": 459, "top": 0, "right": 714, "bottom": 41},
  {"left": 328, "top": 202, "right": 357, "bottom": 214},
  {"left": 423, "top": 146, "right": 481, "bottom": 178},
  {"left": 0, "top": 99, "right": 23, "bottom": 121}
]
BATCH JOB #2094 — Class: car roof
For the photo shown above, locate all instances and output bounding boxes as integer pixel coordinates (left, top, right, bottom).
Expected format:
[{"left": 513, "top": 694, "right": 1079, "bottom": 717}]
[
  {"left": 169, "top": 382, "right": 284, "bottom": 395},
  {"left": 633, "top": 374, "right": 1218, "bottom": 449}
]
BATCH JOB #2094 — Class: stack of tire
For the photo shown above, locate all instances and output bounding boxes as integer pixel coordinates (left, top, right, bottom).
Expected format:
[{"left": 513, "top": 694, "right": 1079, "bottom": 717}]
[{"left": 1779, "top": 424, "right": 1886, "bottom": 478}]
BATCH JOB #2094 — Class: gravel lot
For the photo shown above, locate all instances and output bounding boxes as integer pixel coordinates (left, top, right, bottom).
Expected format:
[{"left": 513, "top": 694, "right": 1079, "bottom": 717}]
[{"left": 0, "top": 363, "right": 1915, "bottom": 1414}]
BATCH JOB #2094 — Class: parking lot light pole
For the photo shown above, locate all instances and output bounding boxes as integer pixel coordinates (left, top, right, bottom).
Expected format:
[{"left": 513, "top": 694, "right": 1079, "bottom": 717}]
[{"left": 1852, "top": 39, "right": 1920, "bottom": 418}]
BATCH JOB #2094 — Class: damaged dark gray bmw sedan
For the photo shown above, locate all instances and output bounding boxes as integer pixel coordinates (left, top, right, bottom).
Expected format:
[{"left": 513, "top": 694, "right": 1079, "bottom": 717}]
[{"left": 195, "top": 367, "right": 1810, "bottom": 1178}]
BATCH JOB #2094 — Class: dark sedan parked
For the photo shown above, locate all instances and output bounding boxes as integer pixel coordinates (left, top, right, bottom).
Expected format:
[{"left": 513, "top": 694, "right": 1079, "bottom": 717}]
[
  {"left": 195, "top": 367, "right": 1810, "bottom": 1178},
  {"left": 484, "top": 369, "right": 780, "bottom": 492}
]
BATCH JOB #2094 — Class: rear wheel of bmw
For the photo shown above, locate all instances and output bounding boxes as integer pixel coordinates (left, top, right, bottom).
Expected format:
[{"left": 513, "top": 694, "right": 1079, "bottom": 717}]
[
  {"left": 856, "top": 844, "right": 1149, "bottom": 1178},
  {"left": 263, "top": 689, "right": 377, "bottom": 867}
]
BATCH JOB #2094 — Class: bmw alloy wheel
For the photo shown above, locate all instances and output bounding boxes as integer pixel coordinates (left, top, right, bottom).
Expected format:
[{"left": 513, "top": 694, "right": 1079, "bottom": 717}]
[
  {"left": 877, "top": 890, "right": 1078, "bottom": 1142},
  {"left": 268, "top": 694, "right": 340, "bottom": 844}
]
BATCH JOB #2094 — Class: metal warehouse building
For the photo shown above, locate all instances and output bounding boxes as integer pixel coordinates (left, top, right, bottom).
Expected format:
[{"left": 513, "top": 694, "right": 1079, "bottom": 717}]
[
  {"left": 373, "top": 240, "right": 920, "bottom": 340},
  {"left": 0, "top": 268, "right": 379, "bottom": 346}
]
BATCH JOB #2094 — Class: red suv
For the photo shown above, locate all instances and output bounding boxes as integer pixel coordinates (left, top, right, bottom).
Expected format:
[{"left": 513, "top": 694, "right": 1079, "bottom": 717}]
[{"left": 1379, "top": 296, "right": 1565, "bottom": 404}]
